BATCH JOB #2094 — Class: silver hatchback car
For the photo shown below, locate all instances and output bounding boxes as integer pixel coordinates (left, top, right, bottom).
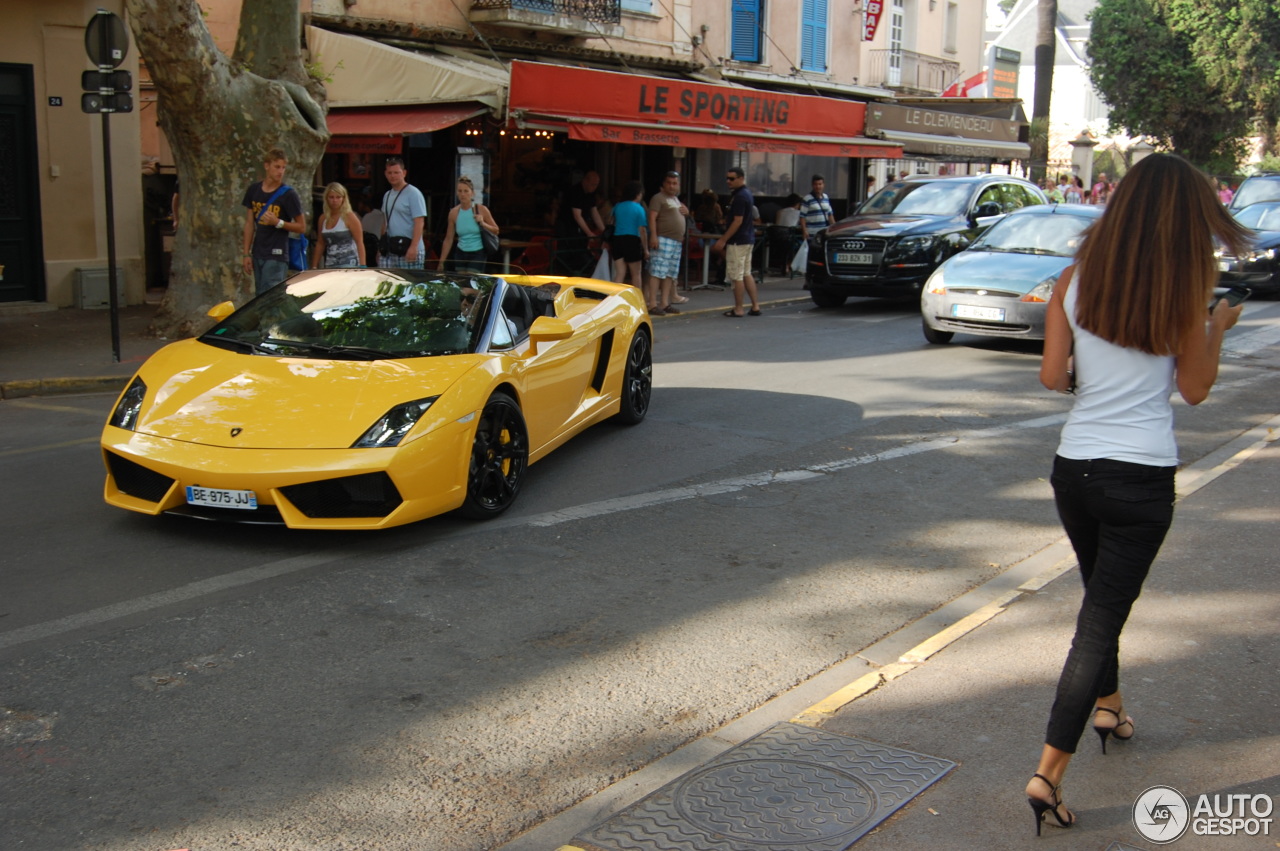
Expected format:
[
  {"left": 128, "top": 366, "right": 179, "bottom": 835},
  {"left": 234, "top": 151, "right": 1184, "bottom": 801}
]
[{"left": 920, "top": 204, "right": 1102, "bottom": 344}]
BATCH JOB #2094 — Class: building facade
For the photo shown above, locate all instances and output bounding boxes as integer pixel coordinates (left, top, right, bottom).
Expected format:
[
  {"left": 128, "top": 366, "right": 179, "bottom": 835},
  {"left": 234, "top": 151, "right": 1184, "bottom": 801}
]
[
  {"left": 3, "top": 0, "right": 144, "bottom": 308},
  {"left": 3, "top": 0, "right": 1010, "bottom": 308}
]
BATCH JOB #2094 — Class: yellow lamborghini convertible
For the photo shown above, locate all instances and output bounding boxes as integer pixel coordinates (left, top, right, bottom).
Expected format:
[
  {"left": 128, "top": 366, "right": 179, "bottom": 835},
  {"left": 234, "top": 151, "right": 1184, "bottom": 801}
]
[{"left": 101, "top": 268, "right": 653, "bottom": 529}]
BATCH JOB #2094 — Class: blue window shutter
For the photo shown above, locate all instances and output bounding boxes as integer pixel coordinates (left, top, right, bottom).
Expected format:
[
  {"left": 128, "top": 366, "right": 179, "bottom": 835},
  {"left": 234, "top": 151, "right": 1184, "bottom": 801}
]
[
  {"left": 801, "top": 0, "right": 828, "bottom": 71},
  {"left": 732, "top": 0, "right": 762, "bottom": 63}
]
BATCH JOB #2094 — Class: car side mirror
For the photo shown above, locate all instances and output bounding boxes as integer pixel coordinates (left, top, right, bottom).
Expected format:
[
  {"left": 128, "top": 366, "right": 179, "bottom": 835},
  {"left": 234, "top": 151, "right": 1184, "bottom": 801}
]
[
  {"left": 527, "top": 315, "right": 573, "bottom": 354},
  {"left": 206, "top": 301, "right": 236, "bottom": 321},
  {"left": 971, "top": 202, "right": 1003, "bottom": 226}
]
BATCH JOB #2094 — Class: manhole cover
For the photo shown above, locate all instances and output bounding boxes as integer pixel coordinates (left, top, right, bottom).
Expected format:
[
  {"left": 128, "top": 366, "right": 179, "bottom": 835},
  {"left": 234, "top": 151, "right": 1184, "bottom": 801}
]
[
  {"left": 575, "top": 722, "right": 955, "bottom": 851},
  {"left": 675, "top": 759, "right": 876, "bottom": 843}
]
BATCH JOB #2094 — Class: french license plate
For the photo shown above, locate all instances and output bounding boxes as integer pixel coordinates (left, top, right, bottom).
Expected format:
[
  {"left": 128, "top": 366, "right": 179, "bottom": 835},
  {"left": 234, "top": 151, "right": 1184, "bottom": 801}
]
[
  {"left": 835, "top": 252, "right": 875, "bottom": 264},
  {"left": 186, "top": 486, "right": 258, "bottom": 510},
  {"left": 952, "top": 304, "right": 1005, "bottom": 321}
]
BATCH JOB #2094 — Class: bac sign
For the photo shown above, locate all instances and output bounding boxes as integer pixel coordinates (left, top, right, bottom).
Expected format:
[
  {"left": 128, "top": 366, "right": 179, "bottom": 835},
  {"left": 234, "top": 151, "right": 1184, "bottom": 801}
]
[{"left": 864, "top": 0, "right": 885, "bottom": 41}]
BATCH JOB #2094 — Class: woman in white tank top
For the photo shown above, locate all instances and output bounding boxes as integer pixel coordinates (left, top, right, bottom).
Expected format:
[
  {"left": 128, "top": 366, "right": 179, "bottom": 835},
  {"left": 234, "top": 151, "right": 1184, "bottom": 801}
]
[
  {"left": 1024, "top": 154, "right": 1251, "bottom": 835},
  {"left": 311, "top": 182, "right": 366, "bottom": 269}
]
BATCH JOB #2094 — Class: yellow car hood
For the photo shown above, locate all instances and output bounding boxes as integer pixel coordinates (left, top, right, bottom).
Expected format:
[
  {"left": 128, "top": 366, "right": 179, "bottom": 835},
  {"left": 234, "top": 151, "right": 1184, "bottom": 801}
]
[{"left": 132, "top": 340, "right": 482, "bottom": 449}]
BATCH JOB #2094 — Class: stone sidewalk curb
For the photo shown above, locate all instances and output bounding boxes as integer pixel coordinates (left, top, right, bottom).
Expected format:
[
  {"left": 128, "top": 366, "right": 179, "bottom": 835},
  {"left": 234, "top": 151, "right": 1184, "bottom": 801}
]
[
  {"left": 651, "top": 294, "right": 809, "bottom": 319},
  {"left": 1, "top": 375, "right": 129, "bottom": 400}
]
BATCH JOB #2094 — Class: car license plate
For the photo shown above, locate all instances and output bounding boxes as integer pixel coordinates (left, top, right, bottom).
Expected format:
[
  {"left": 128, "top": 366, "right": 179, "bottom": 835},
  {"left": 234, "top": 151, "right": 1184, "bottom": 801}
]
[
  {"left": 952, "top": 304, "right": 1005, "bottom": 321},
  {"left": 835, "top": 252, "right": 875, "bottom": 264},
  {"left": 186, "top": 486, "right": 258, "bottom": 510}
]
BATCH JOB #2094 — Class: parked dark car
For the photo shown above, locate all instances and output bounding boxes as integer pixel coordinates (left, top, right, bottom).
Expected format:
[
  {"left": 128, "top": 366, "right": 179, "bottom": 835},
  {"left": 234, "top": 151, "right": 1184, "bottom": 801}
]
[
  {"left": 1227, "top": 173, "right": 1280, "bottom": 214},
  {"left": 1218, "top": 200, "right": 1280, "bottom": 295},
  {"left": 805, "top": 174, "right": 1047, "bottom": 306}
]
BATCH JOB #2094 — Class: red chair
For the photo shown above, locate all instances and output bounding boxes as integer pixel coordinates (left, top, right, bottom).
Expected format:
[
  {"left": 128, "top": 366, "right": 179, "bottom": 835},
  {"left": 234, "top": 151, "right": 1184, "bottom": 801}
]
[{"left": 515, "top": 237, "right": 552, "bottom": 274}]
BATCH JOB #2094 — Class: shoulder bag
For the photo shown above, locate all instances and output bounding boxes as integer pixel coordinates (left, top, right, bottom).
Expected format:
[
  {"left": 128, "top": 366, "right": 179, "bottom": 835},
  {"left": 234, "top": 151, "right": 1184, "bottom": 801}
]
[
  {"left": 256, "top": 184, "right": 307, "bottom": 271},
  {"left": 379, "top": 189, "right": 412, "bottom": 256},
  {"left": 478, "top": 205, "right": 500, "bottom": 256}
]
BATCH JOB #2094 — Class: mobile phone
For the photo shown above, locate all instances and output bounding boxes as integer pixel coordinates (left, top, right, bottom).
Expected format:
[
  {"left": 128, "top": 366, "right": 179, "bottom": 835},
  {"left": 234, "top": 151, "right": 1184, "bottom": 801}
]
[{"left": 1211, "top": 286, "right": 1251, "bottom": 311}]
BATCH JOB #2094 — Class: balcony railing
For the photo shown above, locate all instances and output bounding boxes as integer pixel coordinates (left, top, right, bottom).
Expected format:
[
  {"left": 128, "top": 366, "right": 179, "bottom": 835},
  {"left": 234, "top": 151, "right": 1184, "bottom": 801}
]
[
  {"left": 470, "top": 0, "right": 621, "bottom": 25},
  {"left": 867, "top": 49, "right": 960, "bottom": 95}
]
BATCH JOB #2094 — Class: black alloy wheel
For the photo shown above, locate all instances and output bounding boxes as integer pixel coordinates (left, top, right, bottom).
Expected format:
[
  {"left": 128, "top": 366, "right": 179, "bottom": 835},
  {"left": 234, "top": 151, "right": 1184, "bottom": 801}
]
[
  {"left": 459, "top": 392, "right": 529, "bottom": 519},
  {"left": 613, "top": 329, "right": 652, "bottom": 425},
  {"left": 809, "top": 289, "right": 847, "bottom": 308}
]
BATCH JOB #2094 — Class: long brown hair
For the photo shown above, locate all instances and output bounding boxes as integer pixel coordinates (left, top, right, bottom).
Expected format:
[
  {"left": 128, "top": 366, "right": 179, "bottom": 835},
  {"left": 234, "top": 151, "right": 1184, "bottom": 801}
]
[{"left": 1074, "top": 153, "right": 1250, "bottom": 355}]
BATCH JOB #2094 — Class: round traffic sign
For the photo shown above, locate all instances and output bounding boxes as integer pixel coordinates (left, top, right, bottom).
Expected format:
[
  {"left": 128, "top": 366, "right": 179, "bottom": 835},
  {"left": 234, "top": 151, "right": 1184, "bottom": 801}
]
[{"left": 85, "top": 11, "right": 130, "bottom": 69}]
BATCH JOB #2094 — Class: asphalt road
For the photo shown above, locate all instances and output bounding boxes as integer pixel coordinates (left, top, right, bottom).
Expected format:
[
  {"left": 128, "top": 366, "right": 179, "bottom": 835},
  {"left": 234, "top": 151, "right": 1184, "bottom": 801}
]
[{"left": 4, "top": 297, "right": 1279, "bottom": 850}]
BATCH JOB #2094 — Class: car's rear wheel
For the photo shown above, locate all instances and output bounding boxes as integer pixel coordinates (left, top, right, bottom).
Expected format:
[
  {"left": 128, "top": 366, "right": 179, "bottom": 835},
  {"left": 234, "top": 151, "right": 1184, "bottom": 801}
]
[
  {"left": 809, "top": 289, "right": 847, "bottom": 308},
  {"left": 922, "top": 319, "right": 954, "bottom": 345},
  {"left": 613, "top": 328, "right": 652, "bottom": 425},
  {"left": 459, "top": 392, "right": 528, "bottom": 520}
]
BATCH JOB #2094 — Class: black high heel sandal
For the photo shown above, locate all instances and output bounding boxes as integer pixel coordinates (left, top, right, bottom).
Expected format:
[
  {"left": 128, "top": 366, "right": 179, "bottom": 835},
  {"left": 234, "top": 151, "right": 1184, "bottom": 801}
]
[
  {"left": 1027, "top": 773, "right": 1075, "bottom": 836},
  {"left": 1093, "top": 706, "right": 1135, "bottom": 755}
]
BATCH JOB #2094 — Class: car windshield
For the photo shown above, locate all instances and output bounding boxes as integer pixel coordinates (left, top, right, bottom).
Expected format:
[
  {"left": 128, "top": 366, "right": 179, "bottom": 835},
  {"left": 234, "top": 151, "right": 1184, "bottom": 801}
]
[
  {"left": 1233, "top": 178, "right": 1280, "bottom": 210},
  {"left": 856, "top": 181, "right": 974, "bottom": 216},
  {"left": 200, "top": 269, "right": 498, "bottom": 359},
  {"left": 1233, "top": 202, "right": 1280, "bottom": 231},
  {"left": 969, "top": 212, "right": 1091, "bottom": 257}
]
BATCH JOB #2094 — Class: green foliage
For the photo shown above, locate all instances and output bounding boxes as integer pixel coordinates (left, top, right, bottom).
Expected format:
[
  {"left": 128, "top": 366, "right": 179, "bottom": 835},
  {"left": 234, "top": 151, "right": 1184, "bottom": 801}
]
[
  {"left": 1252, "top": 153, "right": 1280, "bottom": 174},
  {"left": 1093, "top": 148, "right": 1127, "bottom": 180},
  {"left": 306, "top": 56, "right": 344, "bottom": 85},
  {"left": 1087, "top": 0, "right": 1259, "bottom": 170}
]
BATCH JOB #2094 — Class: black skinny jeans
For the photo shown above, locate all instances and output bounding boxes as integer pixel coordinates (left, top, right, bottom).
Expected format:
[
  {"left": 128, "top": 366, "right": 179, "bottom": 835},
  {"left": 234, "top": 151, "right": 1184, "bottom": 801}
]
[{"left": 1045, "top": 455, "right": 1176, "bottom": 753}]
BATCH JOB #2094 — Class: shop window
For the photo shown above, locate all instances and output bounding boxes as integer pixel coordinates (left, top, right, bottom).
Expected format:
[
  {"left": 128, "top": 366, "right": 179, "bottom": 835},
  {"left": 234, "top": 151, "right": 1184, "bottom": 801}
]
[
  {"left": 800, "top": 0, "right": 828, "bottom": 72},
  {"left": 731, "top": 0, "right": 763, "bottom": 63}
]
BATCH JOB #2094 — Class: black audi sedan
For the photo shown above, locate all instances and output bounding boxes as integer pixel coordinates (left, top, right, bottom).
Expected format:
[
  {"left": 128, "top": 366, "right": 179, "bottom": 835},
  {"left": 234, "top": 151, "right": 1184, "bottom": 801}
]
[
  {"left": 1218, "top": 200, "right": 1280, "bottom": 295},
  {"left": 805, "top": 174, "right": 1047, "bottom": 307}
]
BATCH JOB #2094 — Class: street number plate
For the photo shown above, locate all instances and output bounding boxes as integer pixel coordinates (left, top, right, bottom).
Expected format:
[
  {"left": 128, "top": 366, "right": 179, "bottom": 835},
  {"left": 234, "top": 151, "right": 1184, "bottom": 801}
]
[
  {"left": 835, "top": 252, "right": 875, "bottom": 264},
  {"left": 186, "top": 486, "right": 258, "bottom": 510},
  {"left": 952, "top": 304, "right": 1005, "bottom": 321}
]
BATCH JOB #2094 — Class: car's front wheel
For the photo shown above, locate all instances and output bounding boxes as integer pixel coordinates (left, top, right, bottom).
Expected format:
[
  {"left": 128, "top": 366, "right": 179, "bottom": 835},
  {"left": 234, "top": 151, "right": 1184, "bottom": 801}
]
[
  {"left": 922, "top": 319, "right": 954, "bottom": 345},
  {"left": 459, "top": 392, "right": 528, "bottom": 520},
  {"left": 613, "top": 329, "right": 652, "bottom": 425},
  {"left": 809, "top": 289, "right": 847, "bottom": 308}
]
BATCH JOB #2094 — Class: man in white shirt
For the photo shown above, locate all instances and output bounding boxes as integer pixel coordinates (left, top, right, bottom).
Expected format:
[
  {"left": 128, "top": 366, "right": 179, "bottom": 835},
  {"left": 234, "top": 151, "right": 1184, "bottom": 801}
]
[{"left": 799, "top": 174, "right": 835, "bottom": 242}]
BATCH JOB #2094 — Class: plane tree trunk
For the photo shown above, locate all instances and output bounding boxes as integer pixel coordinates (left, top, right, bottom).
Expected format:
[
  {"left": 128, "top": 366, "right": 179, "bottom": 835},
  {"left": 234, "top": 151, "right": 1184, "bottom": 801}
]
[
  {"left": 124, "top": 0, "right": 328, "bottom": 338},
  {"left": 1030, "top": 0, "right": 1057, "bottom": 184}
]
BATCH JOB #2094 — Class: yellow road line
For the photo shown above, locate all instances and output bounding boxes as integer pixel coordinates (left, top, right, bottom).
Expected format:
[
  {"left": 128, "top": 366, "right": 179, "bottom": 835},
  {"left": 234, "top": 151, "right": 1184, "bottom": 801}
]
[{"left": 0, "top": 437, "right": 99, "bottom": 458}]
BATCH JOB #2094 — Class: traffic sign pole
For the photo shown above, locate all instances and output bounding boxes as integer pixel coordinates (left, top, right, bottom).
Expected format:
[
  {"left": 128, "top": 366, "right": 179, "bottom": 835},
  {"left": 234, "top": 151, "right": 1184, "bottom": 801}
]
[
  {"left": 82, "top": 8, "right": 131, "bottom": 363},
  {"left": 101, "top": 109, "right": 120, "bottom": 363}
]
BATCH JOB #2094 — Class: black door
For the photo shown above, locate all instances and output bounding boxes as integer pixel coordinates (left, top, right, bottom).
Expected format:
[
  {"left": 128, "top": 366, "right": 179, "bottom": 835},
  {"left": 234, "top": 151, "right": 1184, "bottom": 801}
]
[{"left": 0, "top": 64, "right": 45, "bottom": 303}]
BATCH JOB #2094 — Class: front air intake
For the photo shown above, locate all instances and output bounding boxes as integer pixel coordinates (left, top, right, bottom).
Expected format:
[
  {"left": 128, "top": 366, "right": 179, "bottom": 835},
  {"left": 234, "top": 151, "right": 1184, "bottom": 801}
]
[
  {"left": 106, "top": 452, "right": 175, "bottom": 503},
  {"left": 280, "top": 472, "right": 403, "bottom": 518}
]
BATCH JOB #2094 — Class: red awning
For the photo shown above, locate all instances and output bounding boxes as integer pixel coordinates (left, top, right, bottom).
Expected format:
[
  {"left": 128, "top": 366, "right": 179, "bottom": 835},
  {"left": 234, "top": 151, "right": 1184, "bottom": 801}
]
[
  {"left": 507, "top": 61, "right": 902, "bottom": 159},
  {"left": 326, "top": 103, "right": 487, "bottom": 136}
]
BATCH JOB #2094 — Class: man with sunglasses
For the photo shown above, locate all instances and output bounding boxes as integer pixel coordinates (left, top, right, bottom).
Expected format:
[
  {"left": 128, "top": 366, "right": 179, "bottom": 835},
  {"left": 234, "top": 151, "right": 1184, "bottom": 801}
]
[{"left": 714, "top": 167, "right": 761, "bottom": 317}]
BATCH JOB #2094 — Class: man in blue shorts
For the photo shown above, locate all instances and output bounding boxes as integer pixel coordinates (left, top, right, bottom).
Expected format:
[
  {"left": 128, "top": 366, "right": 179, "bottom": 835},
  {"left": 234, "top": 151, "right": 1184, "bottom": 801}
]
[{"left": 647, "top": 171, "right": 689, "bottom": 314}]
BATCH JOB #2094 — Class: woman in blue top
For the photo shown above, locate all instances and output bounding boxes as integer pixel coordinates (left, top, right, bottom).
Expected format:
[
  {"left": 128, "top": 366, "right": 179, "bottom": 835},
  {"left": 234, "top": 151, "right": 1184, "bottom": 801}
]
[
  {"left": 439, "top": 176, "right": 499, "bottom": 273},
  {"left": 610, "top": 180, "right": 649, "bottom": 297},
  {"left": 1026, "top": 154, "right": 1250, "bottom": 835}
]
